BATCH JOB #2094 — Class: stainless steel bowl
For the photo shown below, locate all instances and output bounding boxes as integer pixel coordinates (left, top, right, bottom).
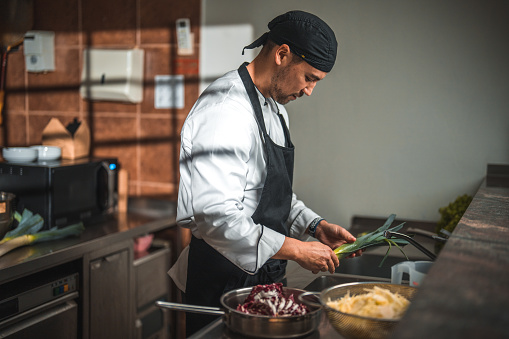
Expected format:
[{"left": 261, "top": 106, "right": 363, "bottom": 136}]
[
  {"left": 0, "top": 192, "right": 15, "bottom": 239},
  {"left": 319, "top": 282, "right": 418, "bottom": 339}
]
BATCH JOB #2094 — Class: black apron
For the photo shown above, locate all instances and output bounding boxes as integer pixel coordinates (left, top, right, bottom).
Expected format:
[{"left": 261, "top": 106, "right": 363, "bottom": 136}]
[{"left": 184, "top": 63, "right": 295, "bottom": 335}]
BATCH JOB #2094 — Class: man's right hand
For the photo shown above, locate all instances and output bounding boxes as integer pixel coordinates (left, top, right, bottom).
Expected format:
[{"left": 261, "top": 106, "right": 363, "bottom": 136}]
[{"left": 272, "top": 237, "right": 339, "bottom": 274}]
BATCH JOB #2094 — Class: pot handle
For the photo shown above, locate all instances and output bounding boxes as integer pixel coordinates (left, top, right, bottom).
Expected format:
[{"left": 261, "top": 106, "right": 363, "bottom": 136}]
[
  {"left": 297, "top": 291, "right": 322, "bottom": 308},
  {"left": 156, "top": 301, "right": 225, "bottom": 316}
]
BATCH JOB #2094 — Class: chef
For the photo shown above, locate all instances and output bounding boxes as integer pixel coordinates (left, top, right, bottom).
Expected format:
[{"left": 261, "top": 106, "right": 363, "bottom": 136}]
[{"left": 168, "top": 10, "right": 362, "bottom": 335}]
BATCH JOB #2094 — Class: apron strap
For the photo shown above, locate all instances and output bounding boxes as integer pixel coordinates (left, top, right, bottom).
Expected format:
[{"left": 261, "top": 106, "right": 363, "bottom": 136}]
[
  {"left": 238, "top": 62, "right": 293, "bottom": 149},
  {"left": 238, "top": 62, "right": 269, "bottom": 136},
  {"left": 277, "top": 113, "right": 292, "bottom": 148}
]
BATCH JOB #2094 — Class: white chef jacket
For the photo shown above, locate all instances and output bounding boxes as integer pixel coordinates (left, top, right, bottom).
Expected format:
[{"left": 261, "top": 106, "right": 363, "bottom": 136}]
[{"left": 169, "top": 69, "right": 320, "bottom": 292}]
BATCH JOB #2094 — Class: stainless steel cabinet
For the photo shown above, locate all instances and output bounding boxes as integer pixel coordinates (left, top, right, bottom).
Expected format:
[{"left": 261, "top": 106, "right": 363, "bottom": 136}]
[
  {"left": 86, "top": 240, "right": 172, "bottom": 339},
  {"left": 89, "top": 248, "right": 131, "bottom": 339},
  {"left": 134, "top": 243, "right": 171, "bottom": 339}
]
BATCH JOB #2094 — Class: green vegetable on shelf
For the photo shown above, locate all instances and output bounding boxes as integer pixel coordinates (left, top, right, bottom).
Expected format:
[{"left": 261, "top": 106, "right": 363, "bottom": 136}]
[
  {"left": 0, "top": 208, "right": 85, "bottom": 257},
  {"left": 436, "top": 194, "right": 473, "bottom": 235},
  {"left": 0, "top": 209, "right": 44, "bottom": 244},
  {"left": 333, "top": 214, "right": 411, "bottom": 267},
  {"left": 434, "top": 194, "right": 473, "bottom": 253}
]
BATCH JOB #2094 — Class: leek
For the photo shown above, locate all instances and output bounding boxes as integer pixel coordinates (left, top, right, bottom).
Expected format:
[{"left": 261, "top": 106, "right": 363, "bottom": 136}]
[
  {"left": 334, "top": 214, "right": 411, "bottom": 267},
  {"left": 0, "top": 208, "right": 85, "bottom": 257},
  {"left": 0, "top": 222, "right": 84, "bottom": 257},
  {"left": 1, "top": 209, "right": 44, "bottom": 244}
]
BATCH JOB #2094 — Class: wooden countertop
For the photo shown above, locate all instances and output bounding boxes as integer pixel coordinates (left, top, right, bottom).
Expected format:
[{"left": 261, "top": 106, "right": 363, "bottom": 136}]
[
  {"left": 0, "top": 199, "right": 178, "bottom": 285},
  {"left": 391, "top": 166, "right": 509, "bottom": 338}
]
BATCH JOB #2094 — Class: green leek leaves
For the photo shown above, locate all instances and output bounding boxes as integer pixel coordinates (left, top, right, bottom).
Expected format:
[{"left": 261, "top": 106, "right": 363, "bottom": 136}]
[{"left": 334, "top": 214, "right": 411, "bottom": 267}]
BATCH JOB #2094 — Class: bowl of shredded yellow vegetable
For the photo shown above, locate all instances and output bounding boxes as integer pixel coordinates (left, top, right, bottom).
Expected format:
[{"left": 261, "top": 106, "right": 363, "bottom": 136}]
[{"left": 320, "top": 282, "right": 417, "bottom": 339}]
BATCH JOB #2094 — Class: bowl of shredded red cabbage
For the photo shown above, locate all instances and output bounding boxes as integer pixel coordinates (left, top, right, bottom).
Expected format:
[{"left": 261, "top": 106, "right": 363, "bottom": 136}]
[{"left": 236, "top": 282, "right": 309, "bottom": 317}]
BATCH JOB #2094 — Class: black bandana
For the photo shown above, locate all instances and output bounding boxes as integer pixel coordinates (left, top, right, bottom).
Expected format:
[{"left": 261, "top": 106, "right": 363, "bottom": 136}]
[{"left": 242, "top": 10, "right": 338, "bottom": 73}]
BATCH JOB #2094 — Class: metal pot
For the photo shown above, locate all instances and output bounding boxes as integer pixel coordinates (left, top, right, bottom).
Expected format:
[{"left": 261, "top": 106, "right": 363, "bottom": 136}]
[{"left": 156, "top": 286, "right": 322, "bottom": 338}]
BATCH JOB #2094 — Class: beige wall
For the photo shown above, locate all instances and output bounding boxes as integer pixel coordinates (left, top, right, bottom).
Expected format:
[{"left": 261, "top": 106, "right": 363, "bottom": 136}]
[{"left": 203, "top": 0, "right": 509, "bottom": 227}]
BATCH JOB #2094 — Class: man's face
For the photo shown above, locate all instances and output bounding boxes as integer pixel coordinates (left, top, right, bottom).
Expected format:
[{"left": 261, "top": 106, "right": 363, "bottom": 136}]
[{"left": 269, "top": 57, "right": 327, "bottom": 105}]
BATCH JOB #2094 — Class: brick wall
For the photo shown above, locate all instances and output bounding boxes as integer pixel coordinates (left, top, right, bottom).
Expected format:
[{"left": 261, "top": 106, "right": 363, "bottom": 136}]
[{"left": 1, "top": 0, "right": 201, "bottom": 199}]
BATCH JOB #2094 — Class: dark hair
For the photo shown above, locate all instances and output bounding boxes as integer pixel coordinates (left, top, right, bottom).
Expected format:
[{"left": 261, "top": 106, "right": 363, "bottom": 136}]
[{"left": 262, "top": 39, "right": 304, "bottom": 65}]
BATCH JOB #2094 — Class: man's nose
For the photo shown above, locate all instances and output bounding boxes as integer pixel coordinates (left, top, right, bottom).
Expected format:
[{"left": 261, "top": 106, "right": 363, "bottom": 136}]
[{"left": 303, "top": 83, "right": 316, "bottom": 96}]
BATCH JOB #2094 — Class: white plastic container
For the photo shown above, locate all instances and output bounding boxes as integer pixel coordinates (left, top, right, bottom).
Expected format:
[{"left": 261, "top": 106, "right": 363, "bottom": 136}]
[{"left": 391, "top": 261, "right": 433, "bottom": 287}]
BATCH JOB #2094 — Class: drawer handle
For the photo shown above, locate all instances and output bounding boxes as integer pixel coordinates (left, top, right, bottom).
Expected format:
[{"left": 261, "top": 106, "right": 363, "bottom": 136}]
[{"left": 105, "top": 253, "right": 121, "bottom": 263}]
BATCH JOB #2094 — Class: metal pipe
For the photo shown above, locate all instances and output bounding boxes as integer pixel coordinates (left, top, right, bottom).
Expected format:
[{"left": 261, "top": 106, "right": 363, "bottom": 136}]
[
  {"left": 384, "top": 230, "right": 437, "bottom": 261},
  {"left": 406, "top": 227, "right": 448, "bottom": 244}
]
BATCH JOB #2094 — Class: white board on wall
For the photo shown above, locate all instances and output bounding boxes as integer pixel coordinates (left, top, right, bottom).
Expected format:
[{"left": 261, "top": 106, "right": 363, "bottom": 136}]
[{"left": 199, "top": 24, "right": 254, "bottom": 93}]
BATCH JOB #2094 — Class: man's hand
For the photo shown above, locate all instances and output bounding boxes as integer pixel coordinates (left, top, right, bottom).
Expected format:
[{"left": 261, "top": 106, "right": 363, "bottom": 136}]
[
  {"left": 314, "top": 220, "right": 363, "bottom": 259},
  {"left": 272, "top": 221, "right": 362, "bottom": 274},
  {"left": 273, "top": 237, "right": 339, "bottom": 274}
]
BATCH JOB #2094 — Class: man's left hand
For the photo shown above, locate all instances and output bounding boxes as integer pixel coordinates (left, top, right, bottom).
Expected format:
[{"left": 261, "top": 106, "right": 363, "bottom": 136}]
[{"left": 313, "top": 220, "right": 363, "bottom": 258}]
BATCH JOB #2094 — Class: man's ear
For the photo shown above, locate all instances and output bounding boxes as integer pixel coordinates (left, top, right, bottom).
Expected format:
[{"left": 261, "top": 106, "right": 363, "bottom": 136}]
[{"left": 274, "top": 44, "right": 292, "bottom": 66}]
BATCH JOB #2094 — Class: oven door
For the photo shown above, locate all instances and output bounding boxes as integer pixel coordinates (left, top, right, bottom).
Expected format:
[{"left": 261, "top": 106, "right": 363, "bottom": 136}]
[{"left": 0, "top": 294, "right": 78, "bottom": 339}]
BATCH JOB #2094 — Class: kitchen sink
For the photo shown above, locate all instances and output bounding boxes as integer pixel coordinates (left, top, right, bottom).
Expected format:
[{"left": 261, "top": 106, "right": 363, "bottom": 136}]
[
  {"left": 305, "top": 274, "right": 390, "bottom": 292},
  {"left": 304, "top": 254, "right": 411, "bottom": 292},
  {"left": 334, "top": 254, "right": 407, "bottom": 279}
]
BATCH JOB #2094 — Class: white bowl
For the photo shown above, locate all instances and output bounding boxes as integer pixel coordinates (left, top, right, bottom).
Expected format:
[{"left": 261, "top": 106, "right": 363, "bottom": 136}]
[
  {"left": 30, "top": 145, "right": 62, "bottom": 161},
  {"left": 2, "top": 147, "right": 38, "bottom": 162}
]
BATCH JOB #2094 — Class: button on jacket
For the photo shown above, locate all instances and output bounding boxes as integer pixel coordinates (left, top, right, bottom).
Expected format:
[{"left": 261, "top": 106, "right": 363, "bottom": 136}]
[{"left": 169, "top": 69, "right": 320, "bottom": 292}]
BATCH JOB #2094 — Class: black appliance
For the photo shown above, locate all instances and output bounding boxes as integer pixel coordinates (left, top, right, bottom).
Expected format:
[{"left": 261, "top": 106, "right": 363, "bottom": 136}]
[
  {"left": 0, "top": 262, "right": 80, "bottom": 338},
  {"left": 0, "top": 158, "right": 118, "bottom": 228}
]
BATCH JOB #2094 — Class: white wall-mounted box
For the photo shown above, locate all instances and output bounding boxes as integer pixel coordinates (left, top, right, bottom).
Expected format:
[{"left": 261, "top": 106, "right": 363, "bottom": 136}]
[
  {"left": 24, "top": 31, "right": 55, "bottom": 72},
  {"left": 80, "top": 48, "right": 144, "bottom": 103}
]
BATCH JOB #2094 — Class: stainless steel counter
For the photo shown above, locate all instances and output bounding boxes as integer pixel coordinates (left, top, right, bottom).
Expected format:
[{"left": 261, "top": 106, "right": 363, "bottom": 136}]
[
  {"left": 0, "top": 198, "right": 178, "bottom": 284},
  {"left": 0, "top": 198, "right": 179, "bottom": 338}
]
